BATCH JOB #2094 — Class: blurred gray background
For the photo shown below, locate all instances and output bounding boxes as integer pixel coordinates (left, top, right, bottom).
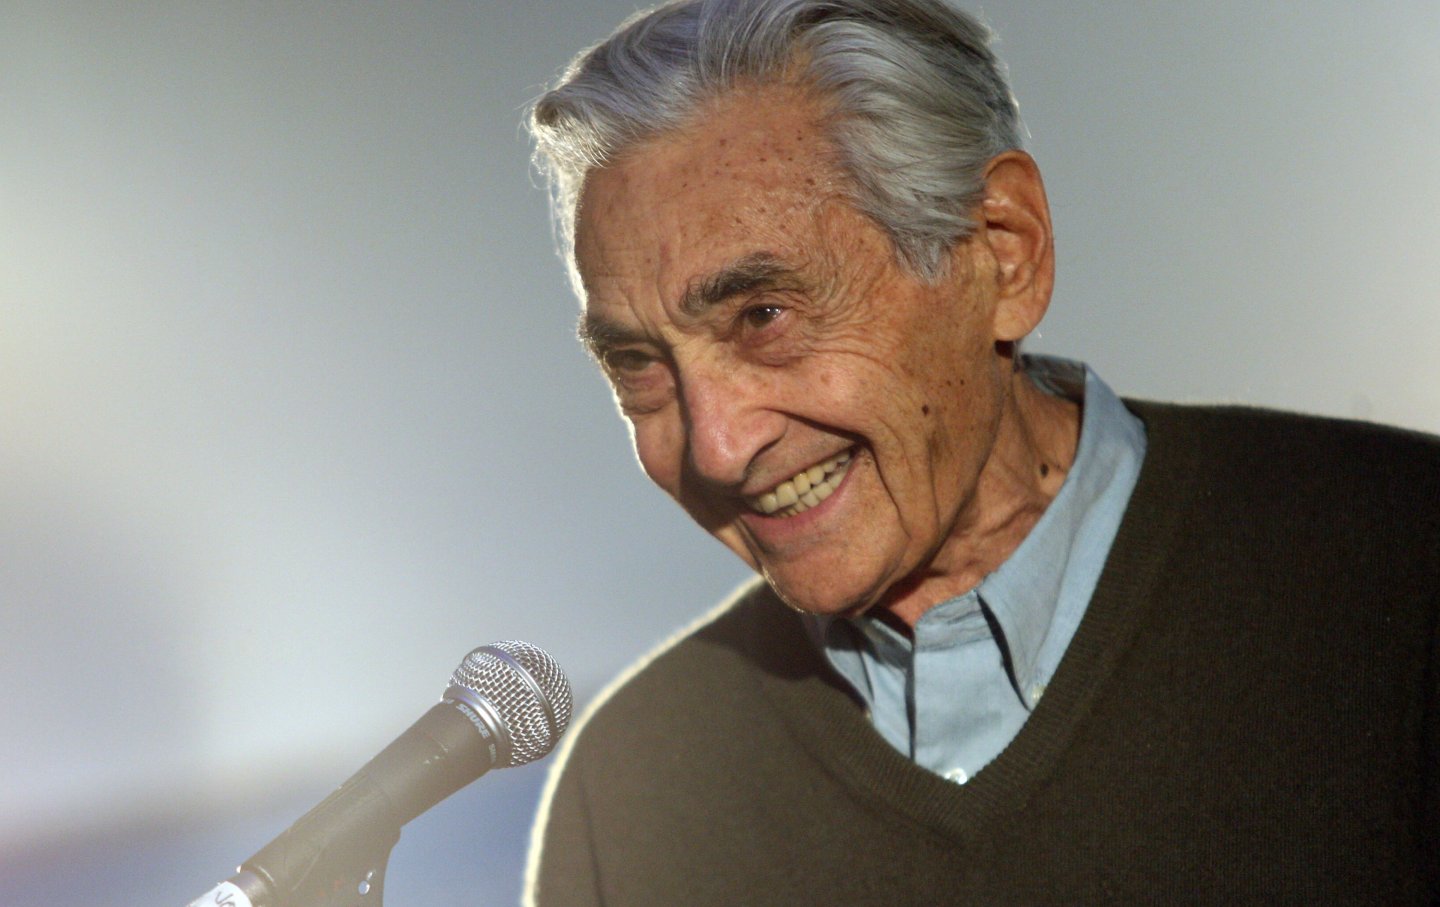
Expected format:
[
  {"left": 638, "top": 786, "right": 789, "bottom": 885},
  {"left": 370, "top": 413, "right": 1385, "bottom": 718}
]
[{"left": 2, "top": 2, "right": 1436, "bottom": 904}]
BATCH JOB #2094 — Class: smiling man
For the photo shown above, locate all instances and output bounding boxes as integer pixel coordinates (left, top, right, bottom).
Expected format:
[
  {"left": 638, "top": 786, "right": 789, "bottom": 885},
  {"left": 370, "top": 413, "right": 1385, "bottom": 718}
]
[
  {"left": 524, "top": 2, "right": 1439, "bottom": 904},
  {"left": 574, "top": 82, "right": 1077, "bottom": 626}
]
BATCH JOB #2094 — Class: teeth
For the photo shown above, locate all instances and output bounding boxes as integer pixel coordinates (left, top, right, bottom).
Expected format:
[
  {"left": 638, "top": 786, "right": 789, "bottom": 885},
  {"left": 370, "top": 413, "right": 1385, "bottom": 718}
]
[
  {"left": 750, "top": 450, "right": 852, "bottom": 517},
  {"left": 775, "top": 483, "right": 798, "bottom": 508}
]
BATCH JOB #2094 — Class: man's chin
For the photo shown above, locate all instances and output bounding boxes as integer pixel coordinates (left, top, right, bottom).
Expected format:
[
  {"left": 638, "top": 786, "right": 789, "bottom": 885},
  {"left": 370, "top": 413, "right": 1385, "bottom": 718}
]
[{"left": 760, "top": 568, "right": 880, "bottom": 621}]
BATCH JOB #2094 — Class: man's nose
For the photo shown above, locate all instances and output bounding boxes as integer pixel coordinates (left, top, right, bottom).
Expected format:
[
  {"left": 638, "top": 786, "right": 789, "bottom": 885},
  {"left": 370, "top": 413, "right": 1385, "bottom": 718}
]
[{"left": 679, "top": 364, "right": 784, "bottom": 487}]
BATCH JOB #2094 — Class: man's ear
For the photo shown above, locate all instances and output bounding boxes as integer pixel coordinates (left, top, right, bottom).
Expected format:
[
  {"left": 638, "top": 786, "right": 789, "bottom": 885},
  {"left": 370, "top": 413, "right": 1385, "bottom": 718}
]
[{"left": 970, "top": 150, "right": 1055, "bottom": 342}]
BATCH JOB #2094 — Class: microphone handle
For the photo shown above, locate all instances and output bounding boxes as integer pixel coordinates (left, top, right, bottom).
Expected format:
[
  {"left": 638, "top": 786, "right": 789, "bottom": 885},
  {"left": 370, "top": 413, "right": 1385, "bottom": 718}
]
[{"left": 189, "top": 699, "right": 500, "bottom": 907}]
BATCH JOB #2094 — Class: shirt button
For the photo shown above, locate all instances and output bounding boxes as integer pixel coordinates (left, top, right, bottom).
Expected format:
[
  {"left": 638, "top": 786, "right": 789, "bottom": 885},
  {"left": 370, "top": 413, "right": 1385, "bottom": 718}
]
[
  {"left": 944, "top": 767, "right": 969, "bottom": 785},
  {"left": 1028, "top": 683, "right": 1046, "bottom": 706}
]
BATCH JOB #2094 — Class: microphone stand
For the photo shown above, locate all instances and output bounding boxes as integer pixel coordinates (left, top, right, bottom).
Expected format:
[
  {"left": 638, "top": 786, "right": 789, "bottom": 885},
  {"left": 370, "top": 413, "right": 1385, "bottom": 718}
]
[
  {"left": 233, "top": 831, "right": 398, "bottom": 906},
  {"left": 190, "top": 856, "right": 394, "bottom": 907},
  {"left": 189, "top": 776, "right": 403, "bottom": 907}
]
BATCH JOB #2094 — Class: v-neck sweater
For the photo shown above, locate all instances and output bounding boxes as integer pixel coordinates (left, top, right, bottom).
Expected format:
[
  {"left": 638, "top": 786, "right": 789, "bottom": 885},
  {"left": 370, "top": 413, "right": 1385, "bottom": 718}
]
[{"left": 526, "top": 401, "right": 1440, "bottom": 905}]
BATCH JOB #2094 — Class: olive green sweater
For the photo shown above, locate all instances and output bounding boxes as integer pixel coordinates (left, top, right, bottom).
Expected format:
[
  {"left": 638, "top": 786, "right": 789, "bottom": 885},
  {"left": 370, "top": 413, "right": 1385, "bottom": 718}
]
[{"left": 527, "top": 403, "right": 1440, "bottom": 905}]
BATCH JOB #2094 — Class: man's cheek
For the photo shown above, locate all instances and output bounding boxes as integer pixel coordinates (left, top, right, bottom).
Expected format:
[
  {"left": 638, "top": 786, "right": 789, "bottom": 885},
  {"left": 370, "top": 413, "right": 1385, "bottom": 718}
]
[{"left": 631, "top": 419, "right": 682, "bottom": 490}]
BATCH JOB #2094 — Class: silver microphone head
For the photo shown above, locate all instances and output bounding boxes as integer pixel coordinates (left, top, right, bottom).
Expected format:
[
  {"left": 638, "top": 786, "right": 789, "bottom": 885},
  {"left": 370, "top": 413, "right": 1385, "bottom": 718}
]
[{"left": 447, "top": 640, "right": 573, "bottom": 767}]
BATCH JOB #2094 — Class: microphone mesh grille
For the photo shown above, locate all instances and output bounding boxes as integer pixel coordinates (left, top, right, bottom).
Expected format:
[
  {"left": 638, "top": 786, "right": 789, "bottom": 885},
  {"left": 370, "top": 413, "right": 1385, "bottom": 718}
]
[{"left": 450, "top": 640, "right": 573, "bottom": 767}]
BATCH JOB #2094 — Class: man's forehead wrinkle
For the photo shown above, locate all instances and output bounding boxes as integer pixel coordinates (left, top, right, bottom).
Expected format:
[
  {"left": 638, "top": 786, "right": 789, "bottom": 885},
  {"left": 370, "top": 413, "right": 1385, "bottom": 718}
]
[{"left": 678, "top": 252, "right": 792, "bottom": 317}]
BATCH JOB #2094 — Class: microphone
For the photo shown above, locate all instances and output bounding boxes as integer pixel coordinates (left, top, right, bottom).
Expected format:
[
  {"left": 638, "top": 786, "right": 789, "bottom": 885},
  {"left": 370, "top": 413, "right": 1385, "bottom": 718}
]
[{"left": 188, "top": 641, "right": 572, "bottom": 907}]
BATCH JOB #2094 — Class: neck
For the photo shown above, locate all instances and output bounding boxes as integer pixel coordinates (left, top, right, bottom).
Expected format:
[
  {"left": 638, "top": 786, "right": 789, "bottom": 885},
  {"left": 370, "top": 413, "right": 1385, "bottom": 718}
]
[{"left": 881, "top": 367, "right": 1081, "bottom": 628}]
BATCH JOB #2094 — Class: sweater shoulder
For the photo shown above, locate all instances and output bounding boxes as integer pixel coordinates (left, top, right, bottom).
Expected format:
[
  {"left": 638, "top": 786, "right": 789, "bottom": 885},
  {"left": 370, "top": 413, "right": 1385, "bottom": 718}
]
[
  {"left": 1129, "top": 399, "right": 1440, "bottom": 464},
  {"left": 1113, "top": 401, "right": 1440, "bottom": 618},
  {"left": 1129, "top": 401, "right": 1440, "bottom": 532},
  {"left": 524, "top": 580, "right": 786, "bottom": 901},
  {"left": 544, "top": 577, "right": 801, "bottom": 765}
]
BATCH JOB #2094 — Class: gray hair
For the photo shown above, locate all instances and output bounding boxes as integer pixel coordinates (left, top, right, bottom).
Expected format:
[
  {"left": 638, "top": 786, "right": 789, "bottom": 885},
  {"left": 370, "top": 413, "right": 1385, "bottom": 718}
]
[{"left": 530, "top": 0, "right": 1023, "bottom": 284}]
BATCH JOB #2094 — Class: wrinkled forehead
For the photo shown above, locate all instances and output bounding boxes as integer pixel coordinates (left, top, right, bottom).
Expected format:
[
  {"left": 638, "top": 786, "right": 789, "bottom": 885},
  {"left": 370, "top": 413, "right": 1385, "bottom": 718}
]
[{"left": 572, "top": 84, "right": 846, "bottom": 314}]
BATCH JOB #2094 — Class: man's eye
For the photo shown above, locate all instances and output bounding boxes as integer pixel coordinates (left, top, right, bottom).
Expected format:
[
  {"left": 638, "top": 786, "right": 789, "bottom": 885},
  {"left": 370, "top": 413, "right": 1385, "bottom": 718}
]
[
  {"left": 603, "top": 349, "right": 654, "bottom": 374},
  {"left": 741, "top": 304, "right": 784, "bottom": 331},
  {"left": 598, "top": 348, "right": 672, "bottom": 416}
]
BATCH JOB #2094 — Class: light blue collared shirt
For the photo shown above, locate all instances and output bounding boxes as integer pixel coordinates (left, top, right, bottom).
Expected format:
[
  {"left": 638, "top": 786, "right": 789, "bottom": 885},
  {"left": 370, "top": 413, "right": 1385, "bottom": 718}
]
[{"left": 804, "top": 357, "right": 1146, "bottom": 783}]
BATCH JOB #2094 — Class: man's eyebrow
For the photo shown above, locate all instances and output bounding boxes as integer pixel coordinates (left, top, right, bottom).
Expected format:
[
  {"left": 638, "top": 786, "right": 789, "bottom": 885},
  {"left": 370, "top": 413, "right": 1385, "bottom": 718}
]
[
  {"left": 576, "top": 313, "right": 641, "bottom": 357},
  {"left": 678, "top": 252, "right": 792, "bottom": 317}
]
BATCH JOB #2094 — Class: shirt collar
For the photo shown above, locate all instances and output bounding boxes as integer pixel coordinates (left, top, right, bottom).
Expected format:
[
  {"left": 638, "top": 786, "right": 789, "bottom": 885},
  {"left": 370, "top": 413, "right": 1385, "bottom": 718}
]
[{"left": 977, "top": 356, "right": 1117, "bottom": 691}]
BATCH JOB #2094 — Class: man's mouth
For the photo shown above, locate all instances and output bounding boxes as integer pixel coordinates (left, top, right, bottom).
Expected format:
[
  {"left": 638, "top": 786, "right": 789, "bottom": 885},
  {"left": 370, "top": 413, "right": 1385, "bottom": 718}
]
[{"left": 747, "top": 449, "right": 853, "bottom": 517}]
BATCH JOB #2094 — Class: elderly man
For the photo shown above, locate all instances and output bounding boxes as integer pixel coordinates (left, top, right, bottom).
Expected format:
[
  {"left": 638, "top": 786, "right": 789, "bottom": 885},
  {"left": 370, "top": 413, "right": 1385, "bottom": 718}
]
[{"left": 523, "top": 1, "right": 1439, "bottom": 903}]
